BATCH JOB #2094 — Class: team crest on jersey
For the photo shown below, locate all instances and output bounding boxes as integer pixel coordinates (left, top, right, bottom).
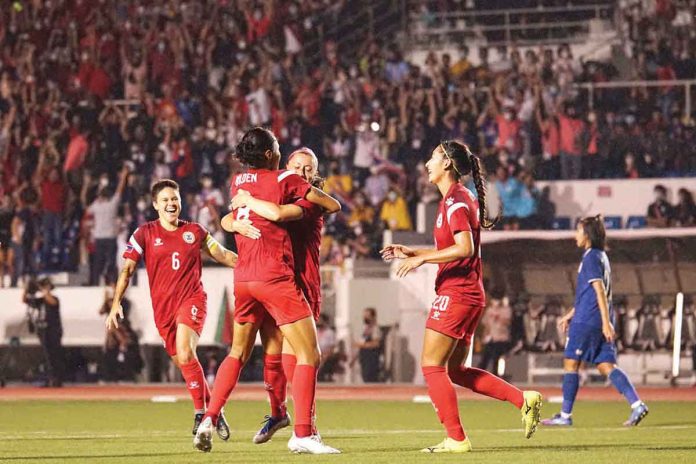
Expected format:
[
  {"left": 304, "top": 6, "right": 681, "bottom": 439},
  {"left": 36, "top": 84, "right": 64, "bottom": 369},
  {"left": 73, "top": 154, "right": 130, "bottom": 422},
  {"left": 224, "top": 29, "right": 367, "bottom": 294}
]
[
  {"left": 154, "top": 238, "right": 163, "bottom": 247},
  {"left": 445, "top": 197, "right": 454, "bottom": 207},
  {"left": 436, "top": 212, "right": 443, "bottom": 228},
  {"left": 182, "top": 231, "right": 195, "bottom": 244}
]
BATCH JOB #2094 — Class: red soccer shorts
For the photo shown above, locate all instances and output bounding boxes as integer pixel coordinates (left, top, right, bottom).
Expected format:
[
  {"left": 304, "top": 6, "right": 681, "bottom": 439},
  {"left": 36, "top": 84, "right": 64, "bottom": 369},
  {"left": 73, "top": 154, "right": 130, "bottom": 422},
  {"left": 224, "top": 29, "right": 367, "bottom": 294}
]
[
  {"left": 234, "top": 276, "right": 312, "bottom": 326},
  {"left": 157, "top": 296, "right": 207, "bottom": 357},
  {"left": 425, "top": 293, "right": 484, "bottom": 343}
]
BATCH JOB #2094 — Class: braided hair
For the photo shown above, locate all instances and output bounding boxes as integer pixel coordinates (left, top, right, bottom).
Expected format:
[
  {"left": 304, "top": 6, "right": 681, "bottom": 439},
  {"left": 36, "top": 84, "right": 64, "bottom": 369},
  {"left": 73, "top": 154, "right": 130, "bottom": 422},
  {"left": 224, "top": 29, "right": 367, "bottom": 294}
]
[{"left": 440, "top": 140, "right": 500, "bottom": 229}]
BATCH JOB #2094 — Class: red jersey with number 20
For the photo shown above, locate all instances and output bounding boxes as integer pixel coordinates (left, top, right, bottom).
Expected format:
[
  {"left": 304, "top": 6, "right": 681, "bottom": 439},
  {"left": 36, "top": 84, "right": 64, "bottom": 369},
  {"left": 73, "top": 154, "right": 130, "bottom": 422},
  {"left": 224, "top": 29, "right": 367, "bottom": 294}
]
[
  {"left": 122, "top": 220, "right": 209, "bottom": 329},
  {"left": 287, "top": 199, "right": 324, "bottom": 309},
  {"left": 433, "top": 183, "right": 484, "bottom": 307},
  {"left": 230, "top": 169, "right": 311, "bottom": 282}
]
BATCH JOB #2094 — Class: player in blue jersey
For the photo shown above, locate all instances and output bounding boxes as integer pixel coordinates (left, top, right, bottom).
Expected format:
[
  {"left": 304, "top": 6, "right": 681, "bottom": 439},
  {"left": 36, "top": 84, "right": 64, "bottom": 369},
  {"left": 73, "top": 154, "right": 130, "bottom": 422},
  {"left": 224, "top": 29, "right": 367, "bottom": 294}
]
[{"left": 542, "top": 215, "right": 648, "bottom": 427}]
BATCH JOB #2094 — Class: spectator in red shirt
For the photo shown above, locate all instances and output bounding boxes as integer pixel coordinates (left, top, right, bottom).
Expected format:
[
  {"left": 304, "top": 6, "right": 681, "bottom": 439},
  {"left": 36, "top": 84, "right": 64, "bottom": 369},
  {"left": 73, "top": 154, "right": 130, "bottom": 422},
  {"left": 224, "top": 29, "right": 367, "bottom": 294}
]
[
  {"left": 87, "top": 59, "right": 112, "bottom": 100},
  {"left": 38, "top": 164, "right": 66, "bottom": 270},
  {"left": 557, "top": 102, "right": 585, "bottom": 179}
]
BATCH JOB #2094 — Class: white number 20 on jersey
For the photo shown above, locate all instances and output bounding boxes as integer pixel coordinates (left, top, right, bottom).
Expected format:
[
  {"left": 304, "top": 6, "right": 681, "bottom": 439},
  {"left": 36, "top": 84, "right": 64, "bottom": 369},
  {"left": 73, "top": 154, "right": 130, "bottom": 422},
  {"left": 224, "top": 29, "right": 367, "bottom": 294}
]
[{"left": 431, "top": 295, "right": 450, "bottom": 312}]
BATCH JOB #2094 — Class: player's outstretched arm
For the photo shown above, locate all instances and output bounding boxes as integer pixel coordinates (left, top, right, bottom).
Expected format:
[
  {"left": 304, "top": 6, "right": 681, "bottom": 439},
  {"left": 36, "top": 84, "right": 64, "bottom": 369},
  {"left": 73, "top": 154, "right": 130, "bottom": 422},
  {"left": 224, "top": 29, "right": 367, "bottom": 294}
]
[
  {"left": 231, "top": 190, "right": 305, "bottom": 223},
  {"left": 394, "top": 231, "right": 474, "bottom": 278},
  {"left": 106, "top": 258, "right": 136, "bottom": 330},
  {"left": 380, "top": 244, "right": 418, "bottom": 260},
  {"left": 231, "top": 189, "right": 307, "bottom": 222},
  {"left": 306, "top": 187, "right": 341, "bottom": 213},
  {"left": 202, "top": 233, "right": 238, "bottom": 268}
]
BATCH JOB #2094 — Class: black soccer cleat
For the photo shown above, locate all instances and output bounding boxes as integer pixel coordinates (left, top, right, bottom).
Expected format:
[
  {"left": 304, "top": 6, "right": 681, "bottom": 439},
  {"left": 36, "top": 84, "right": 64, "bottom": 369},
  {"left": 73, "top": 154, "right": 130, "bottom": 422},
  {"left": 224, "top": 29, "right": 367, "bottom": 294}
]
[
  {"left": 192, "top": 412, "right": 205, "bottom": 436},
  {"left": 217, "top": 411, "right": 231, "bottom": 441}
]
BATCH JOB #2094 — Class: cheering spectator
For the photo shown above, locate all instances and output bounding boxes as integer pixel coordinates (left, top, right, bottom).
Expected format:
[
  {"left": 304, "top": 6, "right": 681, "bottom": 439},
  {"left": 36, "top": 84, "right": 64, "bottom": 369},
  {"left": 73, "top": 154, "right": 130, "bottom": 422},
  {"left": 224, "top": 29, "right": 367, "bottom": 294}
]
[{"left": 84, "top": 167, "right": 129, "bottom": 285}]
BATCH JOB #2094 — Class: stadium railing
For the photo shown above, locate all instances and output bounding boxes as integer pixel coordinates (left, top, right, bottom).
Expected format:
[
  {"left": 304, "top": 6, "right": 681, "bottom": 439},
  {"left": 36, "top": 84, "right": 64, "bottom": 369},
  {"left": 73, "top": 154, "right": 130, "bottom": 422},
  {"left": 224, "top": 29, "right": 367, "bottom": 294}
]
[
  {"left": 406, "top": 2, "right": 615, "bottom": 47},
  {"left": 576, "top": 79, "right": 696, "bottom": 117}
]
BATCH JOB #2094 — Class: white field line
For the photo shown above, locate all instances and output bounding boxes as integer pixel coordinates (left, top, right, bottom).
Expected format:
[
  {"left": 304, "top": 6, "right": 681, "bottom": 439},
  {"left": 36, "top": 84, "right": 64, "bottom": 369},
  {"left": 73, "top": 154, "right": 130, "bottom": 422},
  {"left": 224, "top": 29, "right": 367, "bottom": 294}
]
[{"left": 0, "top": 424, "right": 693, "bottom": 440}]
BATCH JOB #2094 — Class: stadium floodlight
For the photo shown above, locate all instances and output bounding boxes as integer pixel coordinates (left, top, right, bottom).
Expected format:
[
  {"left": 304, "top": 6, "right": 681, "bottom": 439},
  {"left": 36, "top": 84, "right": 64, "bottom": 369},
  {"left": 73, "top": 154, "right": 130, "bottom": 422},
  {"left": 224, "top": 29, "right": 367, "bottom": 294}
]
[{"left": 672, "top": 292, "right": 684, "bottom": 379}]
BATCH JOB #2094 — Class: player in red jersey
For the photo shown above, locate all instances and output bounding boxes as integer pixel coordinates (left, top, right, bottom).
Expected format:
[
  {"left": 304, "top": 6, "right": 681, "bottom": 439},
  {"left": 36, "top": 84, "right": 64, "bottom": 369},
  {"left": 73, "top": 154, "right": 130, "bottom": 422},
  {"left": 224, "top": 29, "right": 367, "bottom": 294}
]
[
  {"left": 381, "top": 141, "right": 543, "bottom": 453},
  {"left": 106, "top": 179, "right": 238, "bottom": 440},
  {"left": 194, "top": 128, "right": 341, "bottom": 454},
  {"left": 223, "top": 147, "right": 327, "bottom": 443}
]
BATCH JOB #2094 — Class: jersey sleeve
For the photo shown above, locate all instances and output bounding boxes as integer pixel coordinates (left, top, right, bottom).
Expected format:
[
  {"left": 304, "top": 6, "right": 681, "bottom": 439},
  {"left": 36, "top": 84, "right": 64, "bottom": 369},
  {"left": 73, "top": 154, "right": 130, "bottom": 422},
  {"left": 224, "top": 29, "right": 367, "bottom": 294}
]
[
  {"left": 583, "top": 251, "right": 604, "bottom": 283},
  {"left": 446, "top": 195, "right": 472, "bottom": 235},
  {"left": 294, "top": 198, "right": 323, "bottom": 221},
  {"left": 123, "top": 227, "right": 146, "bottom": 262},
  {"left": 278, "top": 170, "right": 311, "bottom": 203}
]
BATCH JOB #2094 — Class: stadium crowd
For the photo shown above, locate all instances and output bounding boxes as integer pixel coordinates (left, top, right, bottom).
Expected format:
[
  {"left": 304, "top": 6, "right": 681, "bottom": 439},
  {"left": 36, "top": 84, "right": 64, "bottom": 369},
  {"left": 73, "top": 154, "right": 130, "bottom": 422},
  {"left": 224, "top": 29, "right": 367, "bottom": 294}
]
[{"left": 0, "top": 0, "right": 695, "bottom": 285}]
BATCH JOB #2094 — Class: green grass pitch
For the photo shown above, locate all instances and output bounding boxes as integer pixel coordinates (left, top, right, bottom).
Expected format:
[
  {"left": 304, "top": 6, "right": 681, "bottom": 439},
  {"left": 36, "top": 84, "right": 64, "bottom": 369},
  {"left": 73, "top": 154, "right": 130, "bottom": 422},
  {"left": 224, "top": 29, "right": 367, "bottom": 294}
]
[{"left": 1, "top": 400, "right": 695, "bottom": 463}]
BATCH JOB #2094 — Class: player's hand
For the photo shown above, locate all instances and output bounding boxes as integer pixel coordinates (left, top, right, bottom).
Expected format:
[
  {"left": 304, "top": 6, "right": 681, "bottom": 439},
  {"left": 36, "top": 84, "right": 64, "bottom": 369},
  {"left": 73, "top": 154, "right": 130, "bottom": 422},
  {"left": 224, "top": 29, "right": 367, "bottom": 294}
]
[
  {"left": 234, "top": 219, "right": 261, "bottom": 240},
  {"left": 396, "top": 256, "right": 424, "bottom": 278},
  {"left": 380, "top": 244, "right": 416, "bottom": 261},
  {"left": 105, "top": 304, "right": 124, "bottom": 330},
  {"left": 557, "top": 316, "right": 570, "bottom": 333},
  {"left": 602, "top": 322, "right": 615, "bottom": 343},
  {"left": 231, "top": 189, "right": 252, "bottom": 210}
]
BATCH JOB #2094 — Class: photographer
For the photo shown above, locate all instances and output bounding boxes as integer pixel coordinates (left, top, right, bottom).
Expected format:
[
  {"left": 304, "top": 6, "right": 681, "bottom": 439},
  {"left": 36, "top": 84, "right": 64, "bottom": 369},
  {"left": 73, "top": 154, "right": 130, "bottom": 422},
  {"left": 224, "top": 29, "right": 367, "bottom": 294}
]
[
  {"left": 25, "top": 277, "right": 64, "bottom": 387},
  {"left": 99, "top": 285, "right": 142, "bottom": 382}
]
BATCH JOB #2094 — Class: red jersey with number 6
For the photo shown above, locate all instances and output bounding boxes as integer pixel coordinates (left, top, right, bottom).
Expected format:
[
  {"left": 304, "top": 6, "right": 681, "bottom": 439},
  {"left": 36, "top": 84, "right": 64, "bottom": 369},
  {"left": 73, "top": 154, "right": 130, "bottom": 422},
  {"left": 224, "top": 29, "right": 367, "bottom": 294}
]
[
  {"left": 123, "top": 220, "right": 209, "bottom": 328},
  {"left": 433, "top": 183, "right": 484, "bottom": 307},
  {"left": 230, "top": 169, "right": 312, "bottom": 282}
]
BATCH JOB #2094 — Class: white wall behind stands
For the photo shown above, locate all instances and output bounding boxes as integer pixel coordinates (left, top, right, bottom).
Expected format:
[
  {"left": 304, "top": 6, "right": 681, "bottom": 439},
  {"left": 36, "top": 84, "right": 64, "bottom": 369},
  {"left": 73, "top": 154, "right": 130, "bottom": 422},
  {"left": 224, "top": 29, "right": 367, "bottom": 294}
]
[
  {"left": 0, "top": 268, "right": 235, "bottom": 348},
  {"left": 537, "top": 178, "right": 696, "bottom": 224}
]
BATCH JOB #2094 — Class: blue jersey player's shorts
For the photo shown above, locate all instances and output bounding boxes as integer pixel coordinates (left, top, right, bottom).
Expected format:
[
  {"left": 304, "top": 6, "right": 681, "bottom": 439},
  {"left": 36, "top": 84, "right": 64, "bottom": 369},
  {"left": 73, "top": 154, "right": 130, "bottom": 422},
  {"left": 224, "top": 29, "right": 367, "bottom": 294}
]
[{"left": 564, "top": 322, "right": 617, "bottom": 365}]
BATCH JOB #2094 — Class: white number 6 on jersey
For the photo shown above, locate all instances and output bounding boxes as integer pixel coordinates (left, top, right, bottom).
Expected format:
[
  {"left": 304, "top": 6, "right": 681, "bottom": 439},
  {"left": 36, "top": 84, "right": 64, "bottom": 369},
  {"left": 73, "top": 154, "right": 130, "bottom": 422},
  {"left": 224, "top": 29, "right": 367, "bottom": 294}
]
[{"left": 172, "top": 252, "right": 180, "bottom": 270}]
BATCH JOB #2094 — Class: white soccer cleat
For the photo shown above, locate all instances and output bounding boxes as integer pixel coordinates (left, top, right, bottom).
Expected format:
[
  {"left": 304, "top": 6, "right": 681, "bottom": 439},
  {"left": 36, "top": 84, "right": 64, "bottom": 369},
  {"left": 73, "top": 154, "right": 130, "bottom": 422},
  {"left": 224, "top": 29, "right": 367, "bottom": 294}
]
[
  {"left": 287, "top": 433, "right": 341, "bottom": 454},
  {"left": 193, "top": 416, "right": 214, "bottom": 452}
]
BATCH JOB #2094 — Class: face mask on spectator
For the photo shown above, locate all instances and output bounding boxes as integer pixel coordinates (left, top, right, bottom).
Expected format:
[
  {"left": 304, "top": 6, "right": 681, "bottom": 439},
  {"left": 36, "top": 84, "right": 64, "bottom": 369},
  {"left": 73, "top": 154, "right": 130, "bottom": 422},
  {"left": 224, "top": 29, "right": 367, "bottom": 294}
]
[
  {"left": 387, "top": 191, "right": 397, "bottom": 202},
  {"left": 137, "top": 200, "right": 146, "bottom": 211},
  {"left": 157, "top": 42, "right": 166, "bottom": 53}
]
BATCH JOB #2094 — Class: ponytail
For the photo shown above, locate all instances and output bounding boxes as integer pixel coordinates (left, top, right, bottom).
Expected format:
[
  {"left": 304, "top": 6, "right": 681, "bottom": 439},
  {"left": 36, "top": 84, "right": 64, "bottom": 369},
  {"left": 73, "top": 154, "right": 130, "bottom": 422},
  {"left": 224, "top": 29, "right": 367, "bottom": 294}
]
[{"left": 467, "top": 147, "right": 500, "bottom": 230}]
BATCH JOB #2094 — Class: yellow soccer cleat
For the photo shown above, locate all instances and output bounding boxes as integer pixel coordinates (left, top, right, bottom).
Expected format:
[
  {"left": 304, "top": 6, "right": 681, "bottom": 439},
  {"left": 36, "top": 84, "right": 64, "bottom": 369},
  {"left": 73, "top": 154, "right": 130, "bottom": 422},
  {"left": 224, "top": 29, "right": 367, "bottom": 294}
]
[
  {"left": 420, "top": 437, "right": 473, "bottom": 453},
  {"left": 521, "top": 390, "right": 543, "bottom": 439}
]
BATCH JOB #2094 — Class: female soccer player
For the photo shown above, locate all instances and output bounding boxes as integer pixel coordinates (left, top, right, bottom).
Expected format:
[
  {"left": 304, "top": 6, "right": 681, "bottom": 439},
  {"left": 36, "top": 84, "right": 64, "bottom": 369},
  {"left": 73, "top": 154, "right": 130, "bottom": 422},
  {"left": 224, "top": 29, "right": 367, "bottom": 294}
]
[
  {"left": 542, "top": 216, "right": 648, "bottom": 426},
  {"left": 106, "top": 179, "right": 238, "bottom": 440},
  {"left": 194, "top": 128, "right": 341, "bottom": 454},
  {"left": 381, "top": 140, "right": 542, "bottom": 453},
  {"left": 222, "top": 147, "right": 329, "bottom": 444}
]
